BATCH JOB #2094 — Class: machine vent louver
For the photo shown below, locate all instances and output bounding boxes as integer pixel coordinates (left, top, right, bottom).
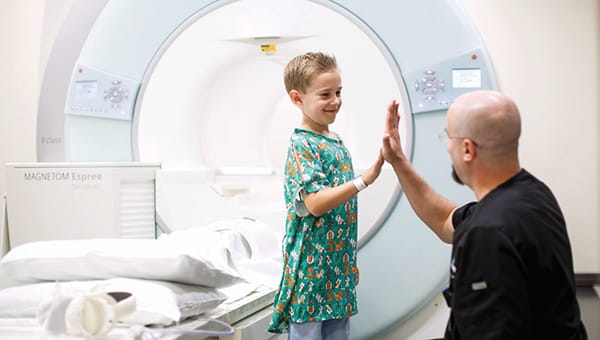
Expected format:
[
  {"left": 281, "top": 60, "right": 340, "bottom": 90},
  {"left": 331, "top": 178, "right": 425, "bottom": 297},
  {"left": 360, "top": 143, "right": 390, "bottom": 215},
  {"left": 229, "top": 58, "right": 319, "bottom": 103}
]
[{"left": 119, "top": 180, "right": 156, "bottom": 239}]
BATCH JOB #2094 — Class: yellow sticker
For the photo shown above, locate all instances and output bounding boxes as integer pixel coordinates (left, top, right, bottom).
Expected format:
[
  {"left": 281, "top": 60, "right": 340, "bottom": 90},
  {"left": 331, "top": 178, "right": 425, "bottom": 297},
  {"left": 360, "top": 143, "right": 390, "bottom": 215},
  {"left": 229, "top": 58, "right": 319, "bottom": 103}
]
[{"left": 261, "top": 44, "right": 277, "bottom": 53}]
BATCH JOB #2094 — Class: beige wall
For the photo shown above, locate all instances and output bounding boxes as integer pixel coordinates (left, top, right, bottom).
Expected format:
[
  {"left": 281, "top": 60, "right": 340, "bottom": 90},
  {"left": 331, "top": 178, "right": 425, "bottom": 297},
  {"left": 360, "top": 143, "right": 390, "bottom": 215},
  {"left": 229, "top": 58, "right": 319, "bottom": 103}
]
[
  {"left": 0, "top": 1, "right": 598, "bottom": 272},
  {"left": 0, "top": 0, "right": 42, "bottom": 182},
  {"left": 460, "top": 0, "right": 600, "bottom": 272}
]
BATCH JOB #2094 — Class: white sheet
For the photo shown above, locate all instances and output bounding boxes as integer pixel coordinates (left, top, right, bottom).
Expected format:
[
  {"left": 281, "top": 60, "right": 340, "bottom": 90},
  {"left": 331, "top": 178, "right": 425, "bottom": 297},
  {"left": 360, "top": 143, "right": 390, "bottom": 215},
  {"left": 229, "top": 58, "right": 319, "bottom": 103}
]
[
  {"left": 160, "top": 218, "right": 283, "bottom": 288},
  {"left": 0, "top": 218, "right": 283, "bottom": 336},
  {"left": 0, "top": 278, "right": 227, "bottom": 326},
  {"left": 0, "top": 237, "right": 244, "bottom": 289}
]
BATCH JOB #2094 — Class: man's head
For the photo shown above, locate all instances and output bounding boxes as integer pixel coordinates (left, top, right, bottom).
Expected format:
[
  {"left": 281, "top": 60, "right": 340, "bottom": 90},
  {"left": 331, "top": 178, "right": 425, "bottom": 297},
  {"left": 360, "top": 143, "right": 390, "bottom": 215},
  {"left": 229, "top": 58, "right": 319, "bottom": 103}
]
[{"left": 445, "top": 90, "right": 521, "bottom": 188}]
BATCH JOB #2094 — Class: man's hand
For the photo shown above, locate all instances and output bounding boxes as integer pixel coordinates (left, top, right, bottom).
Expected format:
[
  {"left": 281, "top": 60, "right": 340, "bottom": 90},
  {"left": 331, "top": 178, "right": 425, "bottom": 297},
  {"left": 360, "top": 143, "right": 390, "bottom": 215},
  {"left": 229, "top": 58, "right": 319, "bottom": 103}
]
[{"left": 381, "top": 100, "right": 407, "bottom": 166}]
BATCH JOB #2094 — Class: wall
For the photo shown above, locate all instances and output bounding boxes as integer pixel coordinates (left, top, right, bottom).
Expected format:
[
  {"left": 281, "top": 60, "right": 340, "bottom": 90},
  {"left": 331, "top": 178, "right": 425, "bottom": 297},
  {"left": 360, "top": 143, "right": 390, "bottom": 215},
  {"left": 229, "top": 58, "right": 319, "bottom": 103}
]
[
  {"left": 0, "top": 0, "right": 43, "bottom": 189},
  {"left": 460, "top": 0, "right": 600, "bottom": 273},
  {"left": 0, "top": 0, "right": 74, "bottom": 252},
  {"left": 0, "top": 1, "right": 598, "bottom": 273}
]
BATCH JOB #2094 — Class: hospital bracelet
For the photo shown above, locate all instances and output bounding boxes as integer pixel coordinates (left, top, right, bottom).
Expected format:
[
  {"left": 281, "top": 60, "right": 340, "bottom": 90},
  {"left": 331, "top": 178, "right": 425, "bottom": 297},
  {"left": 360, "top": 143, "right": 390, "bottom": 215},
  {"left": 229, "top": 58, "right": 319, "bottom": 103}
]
[{"left": 353, "top": 176, "right": 368, "bottom": 192}]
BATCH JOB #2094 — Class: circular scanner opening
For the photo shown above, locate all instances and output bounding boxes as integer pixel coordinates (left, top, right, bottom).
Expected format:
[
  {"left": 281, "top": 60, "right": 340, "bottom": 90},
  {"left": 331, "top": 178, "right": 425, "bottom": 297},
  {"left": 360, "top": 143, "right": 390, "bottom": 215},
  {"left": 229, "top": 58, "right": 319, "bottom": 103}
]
[{"left": 136, "top": 0, "right": 412, "bottom": 244}]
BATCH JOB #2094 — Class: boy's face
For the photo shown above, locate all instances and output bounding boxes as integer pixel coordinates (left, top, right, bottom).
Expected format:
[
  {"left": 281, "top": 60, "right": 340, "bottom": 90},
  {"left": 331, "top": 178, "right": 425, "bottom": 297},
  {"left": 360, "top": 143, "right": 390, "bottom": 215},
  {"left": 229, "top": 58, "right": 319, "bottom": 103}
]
[{"left": 290, "top": 70, "right": 342, "bottom": 131}]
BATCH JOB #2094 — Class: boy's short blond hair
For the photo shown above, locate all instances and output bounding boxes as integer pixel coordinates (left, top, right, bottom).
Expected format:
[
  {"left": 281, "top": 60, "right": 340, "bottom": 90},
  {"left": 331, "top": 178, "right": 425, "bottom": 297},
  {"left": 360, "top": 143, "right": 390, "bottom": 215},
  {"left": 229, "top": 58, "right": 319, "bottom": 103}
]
[{"left": 284, "top": 52, "right": 338, "bottom": 94}]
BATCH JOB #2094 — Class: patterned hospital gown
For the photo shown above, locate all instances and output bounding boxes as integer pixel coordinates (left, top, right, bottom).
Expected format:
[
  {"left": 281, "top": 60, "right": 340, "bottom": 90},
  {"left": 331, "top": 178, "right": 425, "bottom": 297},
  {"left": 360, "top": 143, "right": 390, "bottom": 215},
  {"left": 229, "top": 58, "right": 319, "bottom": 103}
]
[{"left": 268, "top": 128, "right": 358, "bottom": 334}]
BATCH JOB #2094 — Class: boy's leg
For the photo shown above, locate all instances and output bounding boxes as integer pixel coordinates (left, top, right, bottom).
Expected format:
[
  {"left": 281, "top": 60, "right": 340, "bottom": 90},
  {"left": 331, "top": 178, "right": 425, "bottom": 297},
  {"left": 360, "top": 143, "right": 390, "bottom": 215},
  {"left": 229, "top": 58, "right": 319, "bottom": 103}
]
[
  {"left": 322, "top": 318, "right": 350, "bottom": 340},
  {"left": 288, "top": 321, "right": 322, "bottom": 340}
]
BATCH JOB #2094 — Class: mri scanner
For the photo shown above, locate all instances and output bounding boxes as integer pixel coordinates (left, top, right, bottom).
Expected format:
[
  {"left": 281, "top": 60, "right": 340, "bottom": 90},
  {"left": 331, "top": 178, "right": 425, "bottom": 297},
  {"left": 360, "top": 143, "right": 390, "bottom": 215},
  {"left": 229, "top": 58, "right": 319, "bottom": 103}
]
[{"left": 34, "top": 0, "right": 497, "bottom": 338}]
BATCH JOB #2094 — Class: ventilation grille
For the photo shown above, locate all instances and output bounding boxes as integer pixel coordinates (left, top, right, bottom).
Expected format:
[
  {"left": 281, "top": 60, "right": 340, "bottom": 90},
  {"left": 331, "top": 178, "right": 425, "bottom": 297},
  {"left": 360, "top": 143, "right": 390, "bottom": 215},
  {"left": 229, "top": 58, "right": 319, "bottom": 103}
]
[{"left": 119, "top": 180, "right": 156, "bottom": 239}]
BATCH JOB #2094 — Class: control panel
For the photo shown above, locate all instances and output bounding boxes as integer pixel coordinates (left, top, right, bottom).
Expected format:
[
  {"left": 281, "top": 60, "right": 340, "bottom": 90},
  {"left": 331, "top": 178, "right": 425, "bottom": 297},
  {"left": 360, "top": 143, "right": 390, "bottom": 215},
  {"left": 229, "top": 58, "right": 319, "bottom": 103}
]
[
  {"left": 404, "top": 49, "right": 491, "bottom": 114},
  {"left": 65, "top": 64, "right": 140, "bottom": 121}
]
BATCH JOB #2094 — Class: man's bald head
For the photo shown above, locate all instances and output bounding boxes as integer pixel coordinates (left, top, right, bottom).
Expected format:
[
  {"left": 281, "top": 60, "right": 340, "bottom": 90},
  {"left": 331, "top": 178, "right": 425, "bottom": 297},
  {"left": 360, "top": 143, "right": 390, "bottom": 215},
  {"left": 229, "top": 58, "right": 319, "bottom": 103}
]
[{"left": 448, "top": 90, "right": 521, "bottom": 165}]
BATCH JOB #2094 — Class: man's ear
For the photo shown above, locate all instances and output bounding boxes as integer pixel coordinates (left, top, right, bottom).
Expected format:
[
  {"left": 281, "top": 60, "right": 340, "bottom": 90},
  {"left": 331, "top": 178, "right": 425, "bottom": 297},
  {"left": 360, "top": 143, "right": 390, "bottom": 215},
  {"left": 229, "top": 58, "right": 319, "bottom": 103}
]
[
  {"left": 289, "top": 90, "right": 303, "bottom": 107},
  {"left": 462, "top": 139, "right": 477, "bottom": 162}
]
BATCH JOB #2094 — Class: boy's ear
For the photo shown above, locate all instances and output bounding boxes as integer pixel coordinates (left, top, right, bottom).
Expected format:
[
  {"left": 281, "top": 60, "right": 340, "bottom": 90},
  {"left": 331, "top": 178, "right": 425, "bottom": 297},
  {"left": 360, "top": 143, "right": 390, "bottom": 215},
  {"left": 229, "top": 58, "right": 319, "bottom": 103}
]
[{"left": 289, "top": 90, "right": 303, "bottom": 107}]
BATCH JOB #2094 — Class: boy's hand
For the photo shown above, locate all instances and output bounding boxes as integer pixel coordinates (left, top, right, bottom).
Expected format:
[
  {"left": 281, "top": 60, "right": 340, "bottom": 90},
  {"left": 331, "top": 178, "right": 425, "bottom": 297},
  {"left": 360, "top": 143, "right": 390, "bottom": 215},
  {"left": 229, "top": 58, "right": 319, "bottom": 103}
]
[{"left": 362, "top": 149, "right": 384, "bottom": 186}]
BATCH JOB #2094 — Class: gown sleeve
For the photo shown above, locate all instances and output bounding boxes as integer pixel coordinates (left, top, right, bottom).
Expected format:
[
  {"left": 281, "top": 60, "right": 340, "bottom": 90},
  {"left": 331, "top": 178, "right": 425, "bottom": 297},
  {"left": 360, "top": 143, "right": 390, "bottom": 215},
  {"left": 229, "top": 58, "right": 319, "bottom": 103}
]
[{"left": 286, "top": 136, "right": 331, "bottom": 217}]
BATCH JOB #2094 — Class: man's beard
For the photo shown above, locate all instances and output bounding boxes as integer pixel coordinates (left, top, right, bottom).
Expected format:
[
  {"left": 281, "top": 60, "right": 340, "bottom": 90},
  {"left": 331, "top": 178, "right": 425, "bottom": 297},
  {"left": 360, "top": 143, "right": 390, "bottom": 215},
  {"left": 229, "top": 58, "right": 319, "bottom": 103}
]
[{"left": 452, "top": 166, "right": 464, "bottom": 185}]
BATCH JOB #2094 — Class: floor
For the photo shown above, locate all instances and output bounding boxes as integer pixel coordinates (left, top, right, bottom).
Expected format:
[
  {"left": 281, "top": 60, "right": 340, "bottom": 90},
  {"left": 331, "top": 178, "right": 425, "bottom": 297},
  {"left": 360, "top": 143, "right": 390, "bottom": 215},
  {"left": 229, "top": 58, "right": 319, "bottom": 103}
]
[{"left": 577, "top": 286, "right": 600, "bottom": 339}]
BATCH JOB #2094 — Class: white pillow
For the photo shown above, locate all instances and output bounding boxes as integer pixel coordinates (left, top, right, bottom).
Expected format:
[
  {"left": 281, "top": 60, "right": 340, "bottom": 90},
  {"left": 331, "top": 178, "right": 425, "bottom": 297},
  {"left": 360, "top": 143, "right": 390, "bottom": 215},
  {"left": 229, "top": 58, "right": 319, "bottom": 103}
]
[
  {"left": 0, "top": 239, "right": 244, "bottom": 289},
  {"left": 0, "top": 278, "right": 227, "bottom": 326},
  {"left": 161, "top": 218, "right": 281, "bottom": 263},
  {"left": 161, "top": 219, "right": 283, "bottom": 287}
]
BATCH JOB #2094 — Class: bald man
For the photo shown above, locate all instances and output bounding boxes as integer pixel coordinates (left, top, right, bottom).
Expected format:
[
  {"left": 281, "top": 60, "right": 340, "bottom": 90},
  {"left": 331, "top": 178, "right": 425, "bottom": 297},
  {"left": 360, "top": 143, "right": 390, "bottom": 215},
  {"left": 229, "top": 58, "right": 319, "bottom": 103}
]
[{"left": 381, "top": 91, "right": 587, "bottom": 339}]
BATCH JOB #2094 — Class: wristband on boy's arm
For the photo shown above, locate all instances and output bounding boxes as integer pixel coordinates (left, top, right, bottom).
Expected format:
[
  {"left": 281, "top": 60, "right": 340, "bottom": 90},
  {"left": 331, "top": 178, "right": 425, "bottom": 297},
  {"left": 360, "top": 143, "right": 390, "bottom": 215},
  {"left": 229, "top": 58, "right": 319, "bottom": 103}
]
[{"left": 353, "top": 176, "right": 368, "bottom": 192}]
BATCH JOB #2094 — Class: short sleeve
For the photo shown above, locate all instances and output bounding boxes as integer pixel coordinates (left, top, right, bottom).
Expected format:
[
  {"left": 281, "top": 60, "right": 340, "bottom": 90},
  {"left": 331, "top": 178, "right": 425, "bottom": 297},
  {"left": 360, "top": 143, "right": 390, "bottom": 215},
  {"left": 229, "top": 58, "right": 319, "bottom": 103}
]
[
  {"left": 289, "top": 137, "right": 330, "bottom": 194},
  {"left": 285, "top": 136, "right": 331, "bottom": 217},
  {"left": 452, "top": 202, "right": 477, "bottom": 230}
]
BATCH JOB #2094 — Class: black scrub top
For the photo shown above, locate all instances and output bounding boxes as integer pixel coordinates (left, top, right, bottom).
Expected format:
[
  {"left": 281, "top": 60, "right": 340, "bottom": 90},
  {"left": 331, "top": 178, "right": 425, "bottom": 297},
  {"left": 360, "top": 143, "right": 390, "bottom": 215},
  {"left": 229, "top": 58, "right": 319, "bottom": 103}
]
[{"left": 444, "top": 169, "right": 587, "bottom": 340}]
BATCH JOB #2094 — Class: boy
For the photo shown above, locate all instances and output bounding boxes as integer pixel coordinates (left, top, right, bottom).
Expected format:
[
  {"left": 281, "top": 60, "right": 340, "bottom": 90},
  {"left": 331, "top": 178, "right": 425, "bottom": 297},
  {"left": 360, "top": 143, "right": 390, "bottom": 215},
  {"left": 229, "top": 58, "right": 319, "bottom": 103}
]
[{"left": 268, "top": 52, "right": 384, "bottom": 340}]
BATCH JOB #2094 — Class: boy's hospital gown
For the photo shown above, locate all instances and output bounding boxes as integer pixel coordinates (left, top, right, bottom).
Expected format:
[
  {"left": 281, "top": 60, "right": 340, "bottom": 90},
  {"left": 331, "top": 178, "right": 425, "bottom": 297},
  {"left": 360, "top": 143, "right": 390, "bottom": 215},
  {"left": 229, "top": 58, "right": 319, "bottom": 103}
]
[{"left": 268, "top": 128, "right": 359, "bottom": 333}]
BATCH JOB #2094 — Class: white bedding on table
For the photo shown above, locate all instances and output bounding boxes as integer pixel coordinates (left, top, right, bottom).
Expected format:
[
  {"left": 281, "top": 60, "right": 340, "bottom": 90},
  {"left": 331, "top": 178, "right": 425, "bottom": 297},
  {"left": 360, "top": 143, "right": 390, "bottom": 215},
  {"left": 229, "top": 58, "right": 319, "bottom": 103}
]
[
  {"left": 0, "top": 237, "right": 243, "bottom": 289},
  {"left": 160, "top": 218, "right": 283, "bottom": 288},
  {"left": 0, "top": 218, "right": 283, "bottom": 327},
  {"left": 0, "top": 278, "right": 226, "bottom": 326}
]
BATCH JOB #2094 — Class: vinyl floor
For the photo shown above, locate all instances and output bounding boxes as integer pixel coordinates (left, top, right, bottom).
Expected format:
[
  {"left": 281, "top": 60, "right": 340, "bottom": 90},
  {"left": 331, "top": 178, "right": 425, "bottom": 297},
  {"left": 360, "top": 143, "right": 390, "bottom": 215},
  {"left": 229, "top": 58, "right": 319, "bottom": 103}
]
[{"left": 577, "top": 286, "right": 600, "bottom": 340}]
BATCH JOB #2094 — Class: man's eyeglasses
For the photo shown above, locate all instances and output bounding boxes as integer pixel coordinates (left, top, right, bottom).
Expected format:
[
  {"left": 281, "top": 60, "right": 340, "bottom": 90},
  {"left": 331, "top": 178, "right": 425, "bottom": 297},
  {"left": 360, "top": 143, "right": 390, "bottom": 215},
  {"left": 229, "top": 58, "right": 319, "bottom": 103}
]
[{"left": 438, "top": 129, "right": 478, "bottom": 146}]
